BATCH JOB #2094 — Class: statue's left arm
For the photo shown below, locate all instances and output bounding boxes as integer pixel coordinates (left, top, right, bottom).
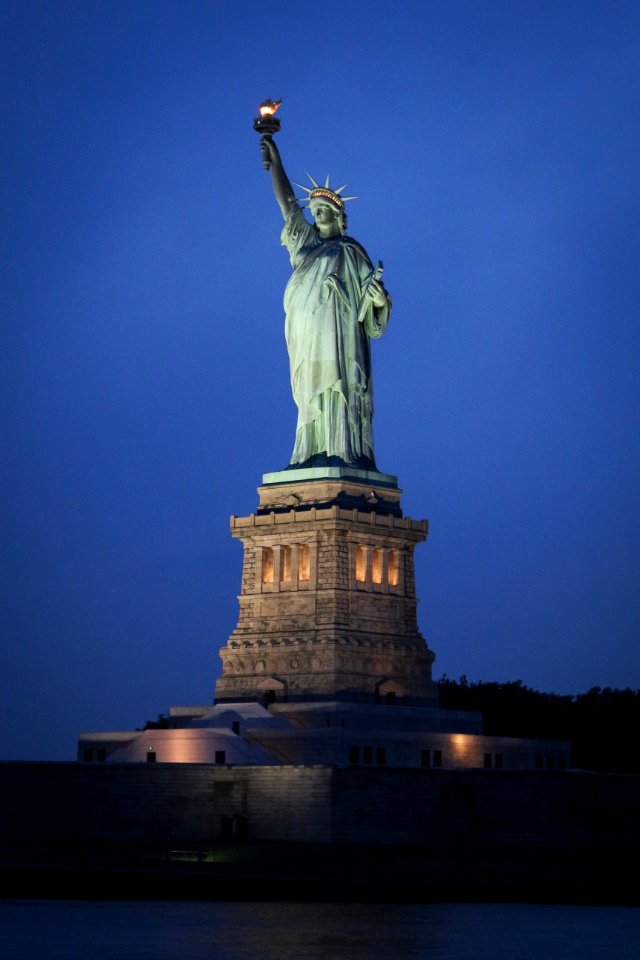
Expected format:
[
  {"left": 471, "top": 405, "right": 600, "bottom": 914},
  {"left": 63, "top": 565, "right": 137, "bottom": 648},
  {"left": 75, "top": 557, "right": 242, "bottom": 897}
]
[
  {"left": 367, "top": 277, "right": 388, "bottom": 310},
  {"left": 363, "top": 276, "right": 392, "bottom": 339}
]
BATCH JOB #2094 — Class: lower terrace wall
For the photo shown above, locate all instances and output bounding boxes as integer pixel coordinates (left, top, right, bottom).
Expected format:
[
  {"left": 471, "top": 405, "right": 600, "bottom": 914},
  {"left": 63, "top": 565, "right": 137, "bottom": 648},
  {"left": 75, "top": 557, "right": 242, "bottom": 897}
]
[
  {"left": 329, "top": 767, "right": 640, "bottom": 853},
  {"left": 1, "top": 762, "right": 639, "bottom": 858},
  {"left": 0, "top": 763, "right": 333, "bottom": 855}
]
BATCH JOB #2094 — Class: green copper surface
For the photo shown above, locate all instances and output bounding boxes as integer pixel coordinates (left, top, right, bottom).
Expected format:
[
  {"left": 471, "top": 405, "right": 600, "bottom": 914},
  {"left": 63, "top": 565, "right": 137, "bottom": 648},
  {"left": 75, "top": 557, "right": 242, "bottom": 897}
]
[
  {"left": 260, "top": 134, "right": 392, "bottom": 470},
  {"left": 262, "top": 466, "right": 398, "bottom": 487}
]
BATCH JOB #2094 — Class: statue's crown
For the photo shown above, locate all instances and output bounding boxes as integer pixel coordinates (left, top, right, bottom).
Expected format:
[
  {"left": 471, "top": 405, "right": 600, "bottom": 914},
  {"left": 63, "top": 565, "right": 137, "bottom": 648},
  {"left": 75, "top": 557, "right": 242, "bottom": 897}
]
[
  {"left": 295, "top": 174, "right": 357, "bottom": 210},
  {"left": 309, "top": 186, "right": 345, "bottom": 209}
]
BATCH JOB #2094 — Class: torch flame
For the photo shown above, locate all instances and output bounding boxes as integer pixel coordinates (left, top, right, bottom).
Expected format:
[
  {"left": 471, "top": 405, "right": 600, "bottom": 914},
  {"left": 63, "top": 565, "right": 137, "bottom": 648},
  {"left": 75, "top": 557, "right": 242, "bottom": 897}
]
[{"left": 259, "top": 98, "right": 282, "bottom": 117}]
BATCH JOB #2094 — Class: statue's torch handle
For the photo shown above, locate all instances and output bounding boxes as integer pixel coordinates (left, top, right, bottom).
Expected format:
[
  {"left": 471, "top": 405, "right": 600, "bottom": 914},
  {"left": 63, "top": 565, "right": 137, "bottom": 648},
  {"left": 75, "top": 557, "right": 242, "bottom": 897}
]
[
  {"left": 253, "top": 100, "right": 282, "bottom": 172},
  {"left": 260, "top": 135, "right": 273, "bottom": 171}
]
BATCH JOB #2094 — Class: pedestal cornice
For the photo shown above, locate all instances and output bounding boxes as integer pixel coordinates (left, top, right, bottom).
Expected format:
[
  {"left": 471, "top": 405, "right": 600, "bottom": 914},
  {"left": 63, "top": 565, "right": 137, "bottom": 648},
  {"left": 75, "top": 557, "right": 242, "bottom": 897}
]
[{"left": 256, "top": 471, "right": 404, "bottom": 517}]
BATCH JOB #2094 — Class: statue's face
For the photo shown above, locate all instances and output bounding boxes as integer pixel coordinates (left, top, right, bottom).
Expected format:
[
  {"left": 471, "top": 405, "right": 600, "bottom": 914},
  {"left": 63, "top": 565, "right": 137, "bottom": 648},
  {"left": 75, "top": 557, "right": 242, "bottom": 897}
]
[{"left": 310, "top": 200, "right": 342, "bottom": 237}]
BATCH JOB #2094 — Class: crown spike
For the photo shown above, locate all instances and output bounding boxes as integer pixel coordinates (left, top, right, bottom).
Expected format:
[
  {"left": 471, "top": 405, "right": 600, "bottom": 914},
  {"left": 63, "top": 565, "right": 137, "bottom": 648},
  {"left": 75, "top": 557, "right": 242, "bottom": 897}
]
[{"left": 295, "top": 173, "right": 357, "bottom": 209}]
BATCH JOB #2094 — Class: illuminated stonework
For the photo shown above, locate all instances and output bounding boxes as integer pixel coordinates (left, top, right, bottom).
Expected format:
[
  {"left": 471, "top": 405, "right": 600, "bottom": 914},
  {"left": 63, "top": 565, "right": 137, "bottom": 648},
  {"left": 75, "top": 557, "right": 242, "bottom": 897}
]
[{"left": 214, "top": 476, "right": 437, "bottom": 706}]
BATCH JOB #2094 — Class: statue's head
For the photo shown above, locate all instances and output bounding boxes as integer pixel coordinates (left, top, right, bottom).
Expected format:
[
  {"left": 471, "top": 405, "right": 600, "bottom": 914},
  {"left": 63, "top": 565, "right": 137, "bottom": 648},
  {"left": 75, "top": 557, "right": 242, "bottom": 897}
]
[
  {"left": 310, "top": 197, "right": 347, "bottom": 237},
  {"left": 296, "top": 174, "right": 356, "bottom": 237}
]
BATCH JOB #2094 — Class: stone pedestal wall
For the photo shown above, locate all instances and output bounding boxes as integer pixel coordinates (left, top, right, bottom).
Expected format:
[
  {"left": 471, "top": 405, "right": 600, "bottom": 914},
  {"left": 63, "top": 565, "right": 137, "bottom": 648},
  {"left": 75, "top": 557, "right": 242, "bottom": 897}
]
[{"left": 215, "top": 478, "right": 437, "bottom": 705}]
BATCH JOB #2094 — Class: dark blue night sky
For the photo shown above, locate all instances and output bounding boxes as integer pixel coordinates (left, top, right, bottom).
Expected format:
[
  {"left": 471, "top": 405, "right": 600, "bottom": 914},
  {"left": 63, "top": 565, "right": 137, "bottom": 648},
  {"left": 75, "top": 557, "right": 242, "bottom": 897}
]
[{"left": 2, "top": 1, "right": 639, "bottom": 760}]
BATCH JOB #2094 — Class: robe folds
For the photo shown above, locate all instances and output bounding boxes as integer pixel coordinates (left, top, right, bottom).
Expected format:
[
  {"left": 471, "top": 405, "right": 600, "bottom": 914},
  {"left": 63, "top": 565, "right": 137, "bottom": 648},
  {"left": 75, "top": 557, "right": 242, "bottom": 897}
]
[{"left": 281, "top": 204, "right": 390, "bottom": 466}]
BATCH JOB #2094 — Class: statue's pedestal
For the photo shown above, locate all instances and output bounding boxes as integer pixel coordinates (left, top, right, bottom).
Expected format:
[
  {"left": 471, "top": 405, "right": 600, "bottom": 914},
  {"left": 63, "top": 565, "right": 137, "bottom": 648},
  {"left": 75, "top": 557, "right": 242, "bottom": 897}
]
[
  {"left": 257, "top": 468, "right": 402, "bottom": 517},
  {"left": 215, "top": 471, "right": 437, "bottom": 707},
  {"left": 262, "top": 465, "right": 398, "bottom": 486}
]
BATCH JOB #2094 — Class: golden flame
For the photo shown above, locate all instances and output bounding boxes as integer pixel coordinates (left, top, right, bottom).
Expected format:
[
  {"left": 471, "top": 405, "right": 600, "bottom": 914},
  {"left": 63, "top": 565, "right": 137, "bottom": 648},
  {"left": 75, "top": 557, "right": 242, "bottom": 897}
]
[{"left": 259, "top": 98, "right": 282, "bottom": 117}]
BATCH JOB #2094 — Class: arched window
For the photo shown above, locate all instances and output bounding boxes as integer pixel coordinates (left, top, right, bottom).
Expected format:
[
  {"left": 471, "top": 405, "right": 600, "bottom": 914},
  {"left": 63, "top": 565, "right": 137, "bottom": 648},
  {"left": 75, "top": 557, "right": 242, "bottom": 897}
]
[
  {"left": 388, "top": 549, "right": 399, "bottom": 587},
  {"left": 372, "top": 547, "right": 383, "bottom": 584},
  {"left": 298, "top": 543, "right": 311, "bottom": 581},
  {"left": 261, "top": 547, "right": 274, "bottom": 583}
]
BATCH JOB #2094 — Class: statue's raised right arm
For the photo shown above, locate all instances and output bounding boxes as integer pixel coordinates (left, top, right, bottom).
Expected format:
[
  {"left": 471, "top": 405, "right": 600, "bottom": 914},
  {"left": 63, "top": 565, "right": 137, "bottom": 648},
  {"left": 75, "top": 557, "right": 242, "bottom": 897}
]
[{"left": 260, "top": 136, "right": 296, "bottom": 220}]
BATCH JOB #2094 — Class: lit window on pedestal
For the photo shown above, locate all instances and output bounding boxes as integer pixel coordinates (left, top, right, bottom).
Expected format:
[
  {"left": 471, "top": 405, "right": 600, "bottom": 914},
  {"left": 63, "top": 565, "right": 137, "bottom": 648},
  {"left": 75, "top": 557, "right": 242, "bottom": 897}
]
[
  {"left": 372, "top": 548, "right": 383, "bottom": 584},
  {"left": 388, "top": 550, "right": 399, "bottom": 586},
  {"left": 262, "top": 547, "right": 274, "bottom": 583},
  {"left": 355, "top": 545, "right": 366, "bottom": 582},
  {"left": 280, "top": 545, "right": 292, "bottom": 582},
  {"left": 298, "top": 543, "right": 310, "bottom": 580}
]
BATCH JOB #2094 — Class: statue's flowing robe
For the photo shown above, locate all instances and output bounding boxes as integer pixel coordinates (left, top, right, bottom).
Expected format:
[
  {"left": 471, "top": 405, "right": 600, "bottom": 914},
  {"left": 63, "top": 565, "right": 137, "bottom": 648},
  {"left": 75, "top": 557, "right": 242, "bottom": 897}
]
[{"left": 281, "top": 205, "right": 390, "bottom": 466}]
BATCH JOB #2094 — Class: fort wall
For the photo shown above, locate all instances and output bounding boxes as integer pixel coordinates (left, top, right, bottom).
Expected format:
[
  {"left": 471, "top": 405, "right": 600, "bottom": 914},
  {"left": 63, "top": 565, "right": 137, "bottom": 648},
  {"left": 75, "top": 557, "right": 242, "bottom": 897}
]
[{"left": 2, "top": 761, "right": 638, "bottom": 856}]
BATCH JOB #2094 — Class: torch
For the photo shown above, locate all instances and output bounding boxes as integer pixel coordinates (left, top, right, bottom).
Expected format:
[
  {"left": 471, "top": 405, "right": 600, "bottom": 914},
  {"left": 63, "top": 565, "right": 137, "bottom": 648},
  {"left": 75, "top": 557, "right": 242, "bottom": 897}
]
[{"left": 253, "top": 98, "right": 282, "bottom": 170}]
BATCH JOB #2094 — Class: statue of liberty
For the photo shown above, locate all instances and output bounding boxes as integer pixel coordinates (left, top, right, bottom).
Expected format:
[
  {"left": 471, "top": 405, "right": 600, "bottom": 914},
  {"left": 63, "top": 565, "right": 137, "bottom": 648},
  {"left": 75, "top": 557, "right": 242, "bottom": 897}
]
[{"left": 259, "top": 135, "right": 392, "bottom": 471}]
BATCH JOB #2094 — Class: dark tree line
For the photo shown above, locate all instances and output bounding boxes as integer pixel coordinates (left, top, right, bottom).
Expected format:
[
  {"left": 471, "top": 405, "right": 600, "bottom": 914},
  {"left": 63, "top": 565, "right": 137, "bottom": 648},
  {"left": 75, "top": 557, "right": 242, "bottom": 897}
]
[{"left": 438, "top": 676, "right": 640, "bottom": 773}]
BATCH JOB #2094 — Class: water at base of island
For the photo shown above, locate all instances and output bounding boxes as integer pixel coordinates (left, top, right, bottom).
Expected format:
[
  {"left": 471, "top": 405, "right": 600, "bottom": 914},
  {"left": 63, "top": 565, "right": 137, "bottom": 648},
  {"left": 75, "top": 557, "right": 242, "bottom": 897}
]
[{"left": 2, "top": 900, "right": 639, "bottom": 960}]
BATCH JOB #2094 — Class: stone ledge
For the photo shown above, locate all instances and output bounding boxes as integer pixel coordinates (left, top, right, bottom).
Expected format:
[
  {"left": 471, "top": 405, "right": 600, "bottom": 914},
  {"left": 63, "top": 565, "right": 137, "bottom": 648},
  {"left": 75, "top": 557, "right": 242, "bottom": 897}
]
[
  {"left": 230, "top": 507, "right": 427, "bottom": 535},
  {"left": 256, "top": 475, "right": 403, "bottom": 517},
  {"left": 262, "top": 466, "right": 398, "bottom": 487}
]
